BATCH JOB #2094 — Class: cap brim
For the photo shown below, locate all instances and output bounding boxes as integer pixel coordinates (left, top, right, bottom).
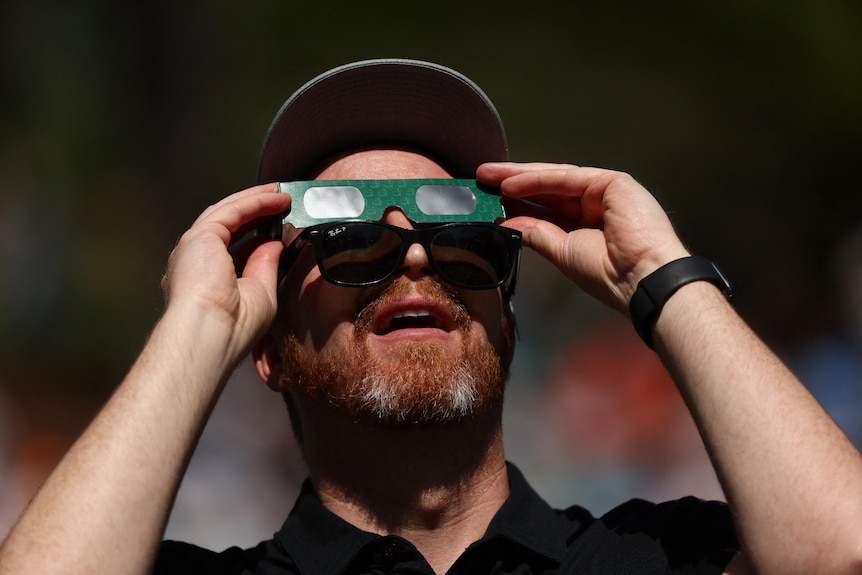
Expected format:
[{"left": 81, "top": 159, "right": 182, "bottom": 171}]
[{"left": 257, "top": 59, "right": 508, "bottom": 183}]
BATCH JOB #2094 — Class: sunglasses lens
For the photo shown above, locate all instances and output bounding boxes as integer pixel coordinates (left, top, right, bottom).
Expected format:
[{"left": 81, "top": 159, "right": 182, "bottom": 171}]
[
  {"left": 312, "top": 223, "right": 516, "bottom": 289},
  {"left": 318, "top": 223, "right": 402, "bottom": 285},
  {"left": 430, "top": 226, "right": 513, "bottom": 288}
]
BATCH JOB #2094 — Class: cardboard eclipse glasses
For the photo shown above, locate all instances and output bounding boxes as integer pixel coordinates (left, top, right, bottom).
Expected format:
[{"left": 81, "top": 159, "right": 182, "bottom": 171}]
[{"left": 277, "top": 179, "right": 506, "bottom": 228}]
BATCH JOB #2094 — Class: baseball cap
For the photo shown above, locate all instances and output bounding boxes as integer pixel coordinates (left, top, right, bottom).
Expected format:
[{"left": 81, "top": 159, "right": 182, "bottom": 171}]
[{"left": 257, "top": 58, "right": 508, "bottom": 183}]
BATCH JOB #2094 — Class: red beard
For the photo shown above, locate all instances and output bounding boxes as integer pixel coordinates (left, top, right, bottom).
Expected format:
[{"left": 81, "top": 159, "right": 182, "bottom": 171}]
[{"left": 280, "top": 277, "right": 512, "bottom": 426}]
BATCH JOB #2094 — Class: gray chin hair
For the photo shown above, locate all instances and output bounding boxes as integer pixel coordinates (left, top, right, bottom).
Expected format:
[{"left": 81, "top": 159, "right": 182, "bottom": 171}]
[{"left": 357, "top": 367, "right": 480, "bottom": 425}]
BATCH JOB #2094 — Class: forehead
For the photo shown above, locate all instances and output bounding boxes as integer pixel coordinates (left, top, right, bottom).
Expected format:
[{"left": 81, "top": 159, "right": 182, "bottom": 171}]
[{"left": 315, "top": 149, "right": 453, "bottom": 180}]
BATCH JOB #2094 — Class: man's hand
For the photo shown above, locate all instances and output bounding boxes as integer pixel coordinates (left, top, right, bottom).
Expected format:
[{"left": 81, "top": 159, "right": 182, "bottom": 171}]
[
  {"left": 0, "top": 184, "right": 292, "bottom": 575},
  {"left": 161, "top": 183, "right": 292, "bottom": 363},
  {"left": 481, "top": 162, "right": 862, "bottom": 574},
  {"left": 478, "top": 162, "right": 690, "bottom": 313}
]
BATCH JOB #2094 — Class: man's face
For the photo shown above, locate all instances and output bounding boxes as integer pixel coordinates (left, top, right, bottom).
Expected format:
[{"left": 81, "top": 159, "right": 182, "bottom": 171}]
[{"left": 273, "top": 149, "right": 515, "bottom": 426}]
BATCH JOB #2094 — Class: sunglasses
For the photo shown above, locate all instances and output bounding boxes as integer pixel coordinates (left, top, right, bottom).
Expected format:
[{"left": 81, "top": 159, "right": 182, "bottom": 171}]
[{"left": 280, "top": 221, "right": 522, "bottom": 296}]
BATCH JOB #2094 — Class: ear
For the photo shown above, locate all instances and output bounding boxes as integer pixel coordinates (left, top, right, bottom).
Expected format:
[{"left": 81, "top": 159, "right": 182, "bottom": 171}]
[{"left": 253, "top": 332, "right": 285, "bottom": 391}]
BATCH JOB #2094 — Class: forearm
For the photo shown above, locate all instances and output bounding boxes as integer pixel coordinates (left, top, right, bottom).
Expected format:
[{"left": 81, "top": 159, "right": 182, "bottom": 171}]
[
  {"left": 654, "top": 282, "right": 862, "bottom": 574},
  {"left": 0, "top": 305, "right": 241, "bottom": 575}
]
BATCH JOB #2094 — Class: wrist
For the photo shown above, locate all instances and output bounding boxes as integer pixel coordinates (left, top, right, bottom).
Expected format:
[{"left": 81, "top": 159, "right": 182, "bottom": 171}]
[
  {"left": 155, "top": 302, "right": 247, "bottom": 374},
  {"left": 629, "top": 256, "right": 734, "bottom": 349},
  {"left": 621, "top": 244, "right": 692, "bottom": 302}
]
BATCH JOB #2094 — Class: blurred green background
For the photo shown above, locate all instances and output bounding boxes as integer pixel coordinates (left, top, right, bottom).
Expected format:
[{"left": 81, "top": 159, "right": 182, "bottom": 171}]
[{"left": 1, "top": 0, "right": 861, "bottom": 545}]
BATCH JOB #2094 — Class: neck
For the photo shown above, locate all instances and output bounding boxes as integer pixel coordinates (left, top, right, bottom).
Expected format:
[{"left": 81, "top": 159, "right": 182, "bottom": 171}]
[{"left": 297, "top": 398, "right": 510, "bottom": 574}]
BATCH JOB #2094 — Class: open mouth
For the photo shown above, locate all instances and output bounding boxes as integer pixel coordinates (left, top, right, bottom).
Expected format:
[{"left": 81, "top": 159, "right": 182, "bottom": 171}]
[
  {"left": 380, "top": 310, "right": 444, "bottom": 335},
  {"left": 372, "top": 303, "right": 458, "bottom": 336}
]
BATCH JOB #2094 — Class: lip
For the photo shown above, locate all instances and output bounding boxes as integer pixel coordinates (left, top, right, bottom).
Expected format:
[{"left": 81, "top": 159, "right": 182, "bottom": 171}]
[{"left": 370, "top": 296, "right": 458, "bottom": 338}]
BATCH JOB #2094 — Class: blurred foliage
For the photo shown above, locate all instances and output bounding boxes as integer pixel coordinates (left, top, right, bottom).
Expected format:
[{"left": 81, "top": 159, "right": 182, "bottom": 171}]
[{"left": 0, "top": 0, "right": 860, "bottom": 434}]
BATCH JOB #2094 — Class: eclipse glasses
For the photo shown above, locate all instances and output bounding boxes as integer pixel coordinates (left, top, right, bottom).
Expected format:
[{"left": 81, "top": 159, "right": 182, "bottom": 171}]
[
  {"left": 274, "top": 179, "right": 521, "bottom": 295},
  {"left": 278, "top": 179, "right": 506, "bottom": 227}
]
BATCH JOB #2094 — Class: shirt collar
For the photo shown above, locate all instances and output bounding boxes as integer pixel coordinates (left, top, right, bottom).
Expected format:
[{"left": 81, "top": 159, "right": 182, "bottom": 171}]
[
  {"left": 274, "top": 480, "right": 378, "bottom": 574},
  {"left": 274, "top": 463, "right": 571, "bottom": 574},
  {"left": 479, "top": 463, "right": 569, "bottom": 563}
]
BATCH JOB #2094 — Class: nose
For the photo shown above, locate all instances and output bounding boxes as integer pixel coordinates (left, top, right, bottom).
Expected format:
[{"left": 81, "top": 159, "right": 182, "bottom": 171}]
[
  {"left": 401, "top": 241, "right": 435, "bottom": 281},
  {"left": 380, "top": 207, "right": 412, "bottom": 228},
  {"left": 380, "top": 207, "right": 435, "bottom": 281}
]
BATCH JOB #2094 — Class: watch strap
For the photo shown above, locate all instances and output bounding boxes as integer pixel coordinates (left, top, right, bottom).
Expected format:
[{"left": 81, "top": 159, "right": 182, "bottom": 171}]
[{"left": 629, "top": 256, "right": 734, "bottom": 349}]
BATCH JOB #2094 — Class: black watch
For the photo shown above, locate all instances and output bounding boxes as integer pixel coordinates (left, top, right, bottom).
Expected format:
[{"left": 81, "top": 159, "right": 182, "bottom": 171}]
[{"left": 629, "top": 256, "right": 734, "bottom": 350}]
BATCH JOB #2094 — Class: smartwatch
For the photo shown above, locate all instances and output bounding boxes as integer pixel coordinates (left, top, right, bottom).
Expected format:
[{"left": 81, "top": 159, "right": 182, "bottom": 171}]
[{"left": 629, "top": 256, "right": 734, "bottom": 349}]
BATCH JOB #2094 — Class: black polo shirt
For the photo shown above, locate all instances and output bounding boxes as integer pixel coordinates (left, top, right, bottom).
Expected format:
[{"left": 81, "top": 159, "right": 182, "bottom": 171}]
[{"left": 155, "top": 464, "right": 737, "bottom": 574}]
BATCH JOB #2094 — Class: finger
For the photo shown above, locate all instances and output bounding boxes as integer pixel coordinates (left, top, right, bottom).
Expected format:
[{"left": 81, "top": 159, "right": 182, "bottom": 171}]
[
  {"left": 477, "top": 161, "right": 580, "bottom": 184},
  {"left": 507, "top": 168, "right": 646, "bottom": 230},
  {"left": 229, "top": 234, "right": 272, "bottom": 277},
  {"left": 194, "top": 189, "right": 292, "bottom": 245},
  {"left": 504, "top": 216, "right": 626, "bottom": 311},
  {"left": 498, "top": 167, "right": 608, "bottom": 198},
  {"left": 502, "top": 196, "right": 583, "bottom": 231},
  {"left": 506, "top": 214, "right": 598, "bottom": 256},
  {"left": 500, "top": 168, "right": 607, "bottom": 230},
  {"left": 503, "top": 215, "right": 570, "bottom": 257},
  {"left": 192, "top": 183, "right": 284, "bottom": 225},
  {"left": 240, "top": 240, "right": 284, "bottom": 292},
  {"left": 237, "top": 240, "right": 286, "bottom": 333}
]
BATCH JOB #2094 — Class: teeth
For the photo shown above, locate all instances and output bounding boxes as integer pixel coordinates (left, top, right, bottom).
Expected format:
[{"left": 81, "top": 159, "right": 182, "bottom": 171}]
[
  {"left": 380, "top": 309, "right": 439, "bottom": 334},
  {"left": 391, "top": 310, "right": 432, "bottom": 320}
]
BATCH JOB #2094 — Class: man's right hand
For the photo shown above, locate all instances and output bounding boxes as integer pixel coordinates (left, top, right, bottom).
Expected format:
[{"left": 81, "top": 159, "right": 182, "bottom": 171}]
[
  {"left": 0, "top": 184, "right": 292, "bottom": 575},
  {"left": 161, "top": 183, "right": 292, "bottom": 365}
]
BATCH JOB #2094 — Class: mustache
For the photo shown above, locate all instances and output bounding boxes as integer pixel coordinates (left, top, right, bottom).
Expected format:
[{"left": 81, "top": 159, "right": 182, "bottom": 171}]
[{"left": 354, "top": 276, "right": 471, "bottom": 335}]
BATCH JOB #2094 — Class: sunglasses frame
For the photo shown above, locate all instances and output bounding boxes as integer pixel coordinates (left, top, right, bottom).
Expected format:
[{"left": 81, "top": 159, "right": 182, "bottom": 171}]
[{"left": 279, "top": 221, "right": 522, "bottom": 296}]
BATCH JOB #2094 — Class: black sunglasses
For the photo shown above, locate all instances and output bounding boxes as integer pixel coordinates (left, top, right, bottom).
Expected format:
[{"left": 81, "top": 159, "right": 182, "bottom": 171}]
[{"left": 279, "top": 221, "right": 522, "bottom": 296}]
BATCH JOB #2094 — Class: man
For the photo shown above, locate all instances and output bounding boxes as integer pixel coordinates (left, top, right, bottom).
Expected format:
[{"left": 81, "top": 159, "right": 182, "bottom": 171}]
[{"left": 2, "top": 59, "right": 862, "bottom": 574}]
